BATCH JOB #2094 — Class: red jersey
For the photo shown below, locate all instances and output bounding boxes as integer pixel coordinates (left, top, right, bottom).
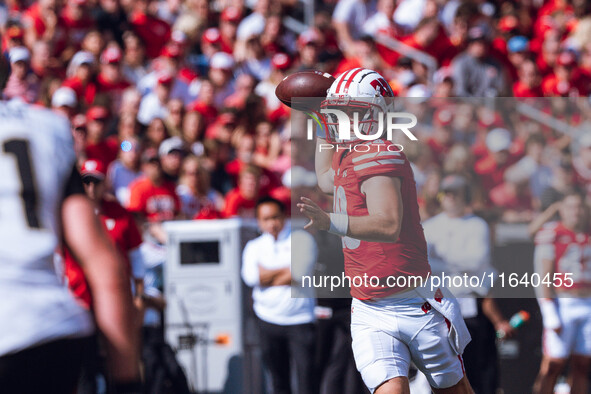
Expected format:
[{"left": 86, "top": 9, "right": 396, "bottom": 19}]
[
  {"left": 331, "top": 140, "right": 430, "bottom": 299},
  {"left": 223, "top": 188, "right": 258, "bottom": 218},
  {"left": 513, "top": 81, "right": 543, "bottom": 97},
  {"left": 130, "top": 12, "right": 171, "bottom": 59},
  {"left": 64, "top": 199, "right": 142, "bottom": 308},
  {"left": 85, "top": 138, "right": 119, "bottom": 169},
  {"left": 62, "top": 77, "right": 97, "bottom": 107},
  {"left": 127, "top": 176, "right": 180, "bottom": 221},
  {"left": 535, "top": 222, "right": 591, "bottom": 290}
]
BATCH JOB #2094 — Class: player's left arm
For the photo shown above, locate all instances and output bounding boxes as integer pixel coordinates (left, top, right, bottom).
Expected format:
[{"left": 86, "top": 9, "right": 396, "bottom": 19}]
[{"left": 298, "top": 176, "right": 403, "bottom": 243}]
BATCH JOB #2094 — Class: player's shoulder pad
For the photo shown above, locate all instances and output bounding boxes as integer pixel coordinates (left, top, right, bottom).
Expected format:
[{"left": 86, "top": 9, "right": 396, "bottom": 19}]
[{"left": 347, "top": 140, "right": 407, "bottom": 173}]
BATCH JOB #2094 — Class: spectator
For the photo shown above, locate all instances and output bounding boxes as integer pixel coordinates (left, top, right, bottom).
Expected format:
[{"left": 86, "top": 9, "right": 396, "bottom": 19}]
[
  {"left": 129, "top": 0, "right": 171, "bottom": 59},
  {"left": 3, "top": 46, "right": 38, "bottom": 102},
  {"left": 165, "top": 98, "right": 184, "bottom": 137},
  {"left": 241, "top": 197, "right": 317, "bottom": 394},
  {"left": 513, "top": 58, "right": 543, "bottom": 97},
  {"left": 573, "top": 133, "right": 591, "bottom": 199},
  {"left": 424, "top": 174, "right": 513, "bottom": 394},
  {"left": 144, "top": 117, "right": 169, "bottom": 150},
  {"left": 475, "top": 128, "right": 516, "bottom": 201},
  {"left": 223, "top": 164, "right": 265, "bottom": 218},
  {"left": 121, "top": 30, "right": 148, "bottom": 84},
  {"left": 332, "top": 0, "right": 377, "bottom": 58},
  {"left": 51, "top": 86, "right": 78, "bottom": 118},
  {"left": 452, "top": 26, "right": 508, "bottom": 97},
  {"left": 236, "top": 0, "right": 270, "bottom": 41},
  {"left": 97, "top": 46, "right": 131, "bottom": 110},
  {"left": 219, "top": 6, "right": 241, "bottom": 54},
  {"left": 106, "top": 136, "right": 143, "bottom": 207},
  {"left": 158, "top": 136, "right": 186, "bottom": 183},
  {"left": 61, "top": 0, "right": 95, "bottom": 50},
  {"left": 84, "top": 105, "right": 119, "bottom": 169},
  {"left": 542, "top": 50, "right": 587, "bottom": 97},
  {"left": 176, "top": 155, "right": 224, "bottom": 219},
  {"left": 137, "top": 71, "right": 173, "bottom": 126},
  {"left": 63, "top": 50, "right": 97, "bottom": 108},
  {"left": 181, "top": 109, "right": 206, "bottom": 156}
]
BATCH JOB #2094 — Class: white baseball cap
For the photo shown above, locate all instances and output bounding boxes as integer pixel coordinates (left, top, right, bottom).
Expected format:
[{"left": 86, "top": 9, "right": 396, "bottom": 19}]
[
  {"left": 51, "top": 87, "right": 77, "bottom": 108},
  {"left": 486, "top": 128, "right": 512, "bottom": 153},
  {"left": 210, "top": 52, "right": 235, "bottom": 70},
  {"left": 9, "top": 46, "right": 30, "bottom": 63}
]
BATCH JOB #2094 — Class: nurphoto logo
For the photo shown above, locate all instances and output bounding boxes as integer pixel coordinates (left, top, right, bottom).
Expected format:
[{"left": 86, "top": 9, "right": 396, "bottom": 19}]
[{"left": 306, "top": 109, "right": 419, "bottom": 143}]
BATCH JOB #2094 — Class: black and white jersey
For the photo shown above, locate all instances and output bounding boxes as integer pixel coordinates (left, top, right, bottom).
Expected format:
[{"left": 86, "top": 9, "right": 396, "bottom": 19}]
[{"left": 0, "top": 99, "right": 93, "bottom": 356}]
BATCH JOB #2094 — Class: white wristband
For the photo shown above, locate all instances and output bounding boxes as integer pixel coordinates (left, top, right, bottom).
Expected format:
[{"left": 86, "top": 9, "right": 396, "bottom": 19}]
[
  {"left": 328, "top": 213, "right": 349, "bottom": 237},
  {"left": 538, "top": 298, "right": 561, "bottom": 330}
]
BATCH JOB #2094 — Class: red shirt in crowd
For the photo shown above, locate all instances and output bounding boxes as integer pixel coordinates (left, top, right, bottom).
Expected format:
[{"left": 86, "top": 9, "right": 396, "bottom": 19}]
[
  {"left": 513, "top": 80, "right": 544, "bottom": 97},
  {"left": 127, "top": 176, "right": 180, "bottom": 222},
  {"left": 85, "top": 138, "right": 119, "bottom": 169},
  {"left": 130, "top": 11, "right": 171, "bottom": 59},
  {"left": 223, "top": 187, "right": 260, "bottom": 218},
  {"left": 63, "top": 76, "right": 97, "bottom": 107}
]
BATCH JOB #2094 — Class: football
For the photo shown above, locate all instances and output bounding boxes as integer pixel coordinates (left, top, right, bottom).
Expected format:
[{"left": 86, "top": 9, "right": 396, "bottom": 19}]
[{"left": 275, "top": 70, "right": 335, "bottom": 111}]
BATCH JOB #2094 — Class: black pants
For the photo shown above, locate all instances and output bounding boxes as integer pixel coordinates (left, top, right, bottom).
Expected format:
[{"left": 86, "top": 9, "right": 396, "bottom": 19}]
[
  {"left": 142, "top": 326, "right": 191, "bottom": 394},
  {"left": 463, "top": 314, "right": 498, "bottom": 394},
  {"left": 257, "top": 318, "right": 316, "bottom": 394},
  {"left": 314, "top": 308, "right": 369, "bottom": 394},
  {"left": 0, "top": 336, "right": 92, "bottom": 394}
]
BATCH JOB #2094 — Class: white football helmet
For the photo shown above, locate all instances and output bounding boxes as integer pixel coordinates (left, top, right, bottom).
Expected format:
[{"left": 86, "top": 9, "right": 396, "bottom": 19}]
[{"left": 320, "top": 68, "right": 394, "bottom": 144}]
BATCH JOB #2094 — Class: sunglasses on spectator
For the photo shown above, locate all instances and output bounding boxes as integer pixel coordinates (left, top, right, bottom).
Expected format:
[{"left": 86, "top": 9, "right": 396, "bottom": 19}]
[{"left": 82, "top": 177, "right": 103, "bottom": 185}]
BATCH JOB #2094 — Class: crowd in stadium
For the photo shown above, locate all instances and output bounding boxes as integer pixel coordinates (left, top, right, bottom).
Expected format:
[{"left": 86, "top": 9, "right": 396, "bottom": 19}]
[
  {"left": 1, "top": 0, "right": 591, "bottom": 392},
  {"left": 0, "top": 0, "right": 589, "bottom": 224}
]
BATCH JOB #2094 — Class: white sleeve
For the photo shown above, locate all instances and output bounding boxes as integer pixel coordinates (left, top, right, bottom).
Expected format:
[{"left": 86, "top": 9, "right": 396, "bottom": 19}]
[
  {"left": 332, "top": 0, "right": 355, "bottom": 23},
  {"left": 241, "top": 240, "right": 260, "bottom": 287},
  {"left": 291, "top": 231, "right": 318, "bottom": 282}
]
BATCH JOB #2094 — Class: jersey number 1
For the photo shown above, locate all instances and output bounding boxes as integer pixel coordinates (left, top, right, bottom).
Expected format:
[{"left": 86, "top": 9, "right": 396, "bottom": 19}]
[{"left": 3, "top": 139, "right": 41, "bottom": 229}]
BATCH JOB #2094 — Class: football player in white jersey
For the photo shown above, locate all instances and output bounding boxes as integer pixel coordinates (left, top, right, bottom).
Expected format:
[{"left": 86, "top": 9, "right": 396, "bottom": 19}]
[{"left": 0, "top": 48, "right": 141, "bottom": 392}]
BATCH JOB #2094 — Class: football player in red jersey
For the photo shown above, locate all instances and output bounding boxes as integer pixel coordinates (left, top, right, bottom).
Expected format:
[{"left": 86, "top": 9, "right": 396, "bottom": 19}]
[
  {"left": 298, "top": 68, "right": 473, "bottom": 393},
  {"left": 533, "top": 191, "right": 591, "bottom": 394}
]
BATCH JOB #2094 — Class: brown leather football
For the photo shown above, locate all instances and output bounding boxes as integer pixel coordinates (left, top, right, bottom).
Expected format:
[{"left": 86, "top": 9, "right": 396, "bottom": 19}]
[{"left": 275, "top": 70, "right": 335, "bottom": 112}]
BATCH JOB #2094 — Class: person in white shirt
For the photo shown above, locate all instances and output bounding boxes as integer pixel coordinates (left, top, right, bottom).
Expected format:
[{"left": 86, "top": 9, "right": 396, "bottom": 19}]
[
  {"left": 423, "top": 174, "right": 513, "bottom": 394},
  {"left": 242, "top": 197, "right": 317, "bottom": 394}
]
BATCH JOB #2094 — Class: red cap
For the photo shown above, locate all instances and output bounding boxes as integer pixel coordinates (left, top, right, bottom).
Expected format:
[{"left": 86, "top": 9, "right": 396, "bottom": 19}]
[
  {"left": 160, "top": 45, "right": 181, "bottom": 59},
  {"left": 80, "top": 159, "right": 106, "bottom": 180},
  {"left": 86, "top": 106, "right": 109, "bottom": 121},
  {"left": 221, "top": 7, "right": 242, "bottom": 23},
  {"left": 6, "top": 26, "right": 24, "bottom": 39},
  {"left": 271, "top": 53, "right": 291, "bottom": 70},
  {"left": 202, "top": 28, "right": 221, "bottom": 45},
  {"left": 557, "top": 51, "right": 576, "bottom": 67},
  {"left": 497, "top": 15, "right": 519, "bottom": 32},
  {"left": 434, "top": 108, "right": 453, "bottom": 127},
  {"left": 100, "top": 47, "right": 122, "bottom": 64},
  {"left": 157, "top": 70, "right": 174, "bottom": 85}
]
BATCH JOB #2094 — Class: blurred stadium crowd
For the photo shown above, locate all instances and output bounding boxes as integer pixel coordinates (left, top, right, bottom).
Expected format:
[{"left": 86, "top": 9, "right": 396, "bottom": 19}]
[{"left": 0, "top": 0, "right": 589, "bottom": 223}]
